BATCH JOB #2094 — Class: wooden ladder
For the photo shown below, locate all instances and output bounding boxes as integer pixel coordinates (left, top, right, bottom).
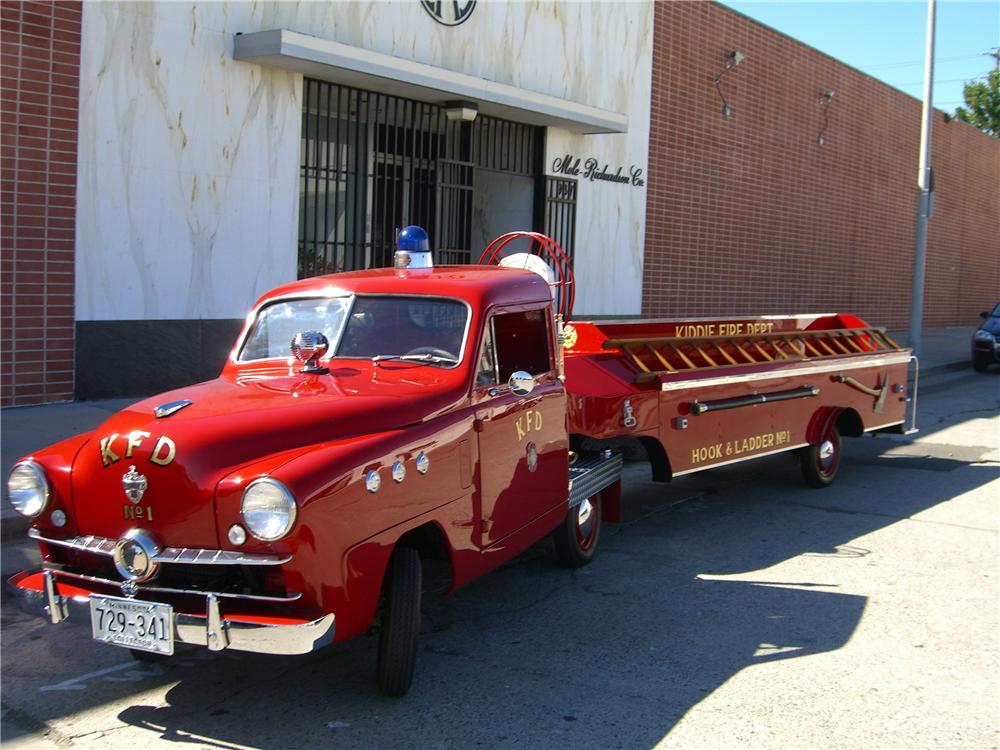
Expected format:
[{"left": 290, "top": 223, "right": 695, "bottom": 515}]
[{"left": 602, "top": 327, "right": 903, "bottom": 384}]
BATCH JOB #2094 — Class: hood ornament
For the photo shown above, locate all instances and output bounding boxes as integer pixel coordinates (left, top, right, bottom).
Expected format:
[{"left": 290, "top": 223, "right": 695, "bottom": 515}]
[
  {"left": 122, "top": 466, "right": 148, "bottom": 504},
  {"left": 154, "top": 399, "right": 192, "bottom": 418}
]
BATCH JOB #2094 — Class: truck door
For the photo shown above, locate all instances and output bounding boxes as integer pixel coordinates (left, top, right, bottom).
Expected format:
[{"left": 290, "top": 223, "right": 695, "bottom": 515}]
[{"left": 474, "top": 307, "right": 569, "bottom": 547}]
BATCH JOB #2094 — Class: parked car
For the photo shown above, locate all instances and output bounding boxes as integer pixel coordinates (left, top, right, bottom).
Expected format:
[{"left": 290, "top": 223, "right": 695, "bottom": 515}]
[{"left": 972, "top": 303, "right": 1000, "bottom": 372}]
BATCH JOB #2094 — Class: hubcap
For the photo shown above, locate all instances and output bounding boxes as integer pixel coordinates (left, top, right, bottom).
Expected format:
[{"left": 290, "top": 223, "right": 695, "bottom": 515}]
[
  {"left": 818, "top": 439, "right": 836, "bottom": 471},
  {"left": 576, "top": 497, "right": 595, "bottom": 547}
]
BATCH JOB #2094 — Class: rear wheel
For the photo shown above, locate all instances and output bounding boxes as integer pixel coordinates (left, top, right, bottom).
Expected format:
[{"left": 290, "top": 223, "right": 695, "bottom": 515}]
[
  {"left": 553, "top": 493, "right": 602, "bottom": 567},
  {"left": 376, "top": 547, "right": 422, "bottom": 697},
  {"left": 800, "top": 426, "right": 841, "bottom": 488}
]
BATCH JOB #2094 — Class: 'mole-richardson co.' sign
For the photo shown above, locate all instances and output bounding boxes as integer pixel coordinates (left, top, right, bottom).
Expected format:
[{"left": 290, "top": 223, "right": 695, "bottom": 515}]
[
  {"left": 552, "top": 154, "right": 645, "bottom": 188},
  {"left": 421, "top": 0, "right": 477, "bottom": 26}
]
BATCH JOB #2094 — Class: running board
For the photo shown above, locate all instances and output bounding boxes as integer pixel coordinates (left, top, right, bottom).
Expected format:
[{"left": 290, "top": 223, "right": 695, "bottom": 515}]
[{"left": 568, "top": 451, "right": 623, "bottom": 509}]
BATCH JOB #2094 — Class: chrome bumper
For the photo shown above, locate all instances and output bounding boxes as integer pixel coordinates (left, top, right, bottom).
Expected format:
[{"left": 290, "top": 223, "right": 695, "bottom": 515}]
[{"left": 14, "top": 570, "right": 335, "bottom": 656}]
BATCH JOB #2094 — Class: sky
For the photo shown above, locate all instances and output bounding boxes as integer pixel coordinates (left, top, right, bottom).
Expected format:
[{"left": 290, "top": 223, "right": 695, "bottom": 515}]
[{"left": 715, "top": 0, "right": 1000, "bottom": 114}]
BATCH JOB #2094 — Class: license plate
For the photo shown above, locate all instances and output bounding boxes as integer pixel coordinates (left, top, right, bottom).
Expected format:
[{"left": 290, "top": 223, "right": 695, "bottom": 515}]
[{"left": 90, "top": 595, "right": 174, "bottom": 655}]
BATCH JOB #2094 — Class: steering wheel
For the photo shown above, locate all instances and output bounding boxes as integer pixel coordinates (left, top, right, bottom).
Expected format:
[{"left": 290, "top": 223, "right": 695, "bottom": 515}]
[{"left": 404, "top": 346, "right": 456, "bottom": 360}]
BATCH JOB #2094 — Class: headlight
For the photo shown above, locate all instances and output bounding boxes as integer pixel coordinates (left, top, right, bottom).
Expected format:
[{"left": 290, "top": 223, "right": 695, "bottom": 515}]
[
  {"left": 973, "top": 329, "right": 995, "bottom": 343},
  {"left": 241, "top": 478, "right": 297, "bottom": 541},
  {"left": 7, "top": 461, "right": 50, "bottom": 517}
]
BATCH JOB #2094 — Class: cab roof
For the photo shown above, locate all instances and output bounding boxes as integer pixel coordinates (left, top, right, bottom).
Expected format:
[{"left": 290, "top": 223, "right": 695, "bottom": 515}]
[{"left": 253, "top": 265, "right": 553, "bottom": 312}]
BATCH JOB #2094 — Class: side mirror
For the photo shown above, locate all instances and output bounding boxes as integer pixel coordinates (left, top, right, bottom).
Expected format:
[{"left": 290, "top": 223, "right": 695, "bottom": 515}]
[
  {"left": 981, "top": 312, "right": 989, "bottom": 320},
  {"left": 508, "top": 371, "right": 535, "bottom": 396}
]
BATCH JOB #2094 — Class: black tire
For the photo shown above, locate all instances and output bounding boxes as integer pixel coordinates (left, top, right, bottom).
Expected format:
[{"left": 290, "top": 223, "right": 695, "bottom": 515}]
[
  {"left": 800, "top": 426, "right": 841, "bottom": 488},
  {"left": 129, "top": 648, "right": 169, "bottom": 663},
  {"left": 376, "top": 547, "right": 422, "bottom": 697},
  {"left": 553, "top": 493, "right": 602, "bottom": 567},
  {"left": 973, "top": 353, "right": 990, "bottom": 372}
]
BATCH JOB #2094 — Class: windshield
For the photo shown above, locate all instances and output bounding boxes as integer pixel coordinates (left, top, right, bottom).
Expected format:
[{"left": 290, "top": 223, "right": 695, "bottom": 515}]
[
  {"left": 239, "top": 295, "right": 469, "bottom": 366},
  {"left": 240, "top": 297, "right": 351, "bottom": 361},
  {"left": 338, "top": 296, "right": 468, "bottom": 363}
]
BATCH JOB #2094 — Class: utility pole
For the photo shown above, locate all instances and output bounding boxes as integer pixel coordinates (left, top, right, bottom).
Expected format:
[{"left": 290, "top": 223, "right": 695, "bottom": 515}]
[{"left": 908, "top": 0, "right": 936, "bottom": 359}]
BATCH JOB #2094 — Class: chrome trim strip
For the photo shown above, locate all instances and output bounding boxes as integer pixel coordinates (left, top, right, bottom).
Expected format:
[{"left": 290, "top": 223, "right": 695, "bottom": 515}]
[
  {"left": 42, "top": 566, "right": 302, "bottom": 603},
  {"left": 672, "top": 443, "right": 812, "bottom": 476},
  {"left": 659, "top": 353, "right": 912, "bottom": 392},
  {"left": 29, "top": 529, "right": 291, "bottom": 566},
  {"left": 15, "top": 578, "right": 335, "bottom": 656},
  {"left": 568, "top": 452, "right": 623, "bottom": 508}
]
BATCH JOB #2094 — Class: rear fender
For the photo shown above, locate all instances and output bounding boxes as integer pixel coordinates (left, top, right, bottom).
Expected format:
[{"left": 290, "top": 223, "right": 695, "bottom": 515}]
[{"left": 806, "top": 407, "right": 844, "bottom": 444}]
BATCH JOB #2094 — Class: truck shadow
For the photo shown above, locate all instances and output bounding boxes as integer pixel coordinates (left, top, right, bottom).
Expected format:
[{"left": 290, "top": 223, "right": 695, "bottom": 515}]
[{"left": 97, "top": 429, "right": 996, "bottom": 750}]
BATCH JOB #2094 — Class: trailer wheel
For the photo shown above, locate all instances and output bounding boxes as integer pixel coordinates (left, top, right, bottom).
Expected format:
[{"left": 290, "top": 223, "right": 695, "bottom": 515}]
[
  {"left": 800, "top": 426, "right": 841, "bottom": 488},
  {"left": 553, "top": 493, "right": 602, "bottom": 567},
  {"left": 376, "top": 547, "right": 422, "bottom": 697}
]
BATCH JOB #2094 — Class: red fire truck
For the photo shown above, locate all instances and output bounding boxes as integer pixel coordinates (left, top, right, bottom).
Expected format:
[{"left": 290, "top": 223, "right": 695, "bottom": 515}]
[{"left": 7, "top": 227, "right": 915, "bottom": 696}]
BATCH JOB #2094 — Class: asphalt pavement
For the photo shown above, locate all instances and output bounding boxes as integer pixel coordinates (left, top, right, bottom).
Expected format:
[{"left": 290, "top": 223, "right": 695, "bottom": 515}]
[{"left": 0, "top": 357, "right": 996, "bottom": 749}]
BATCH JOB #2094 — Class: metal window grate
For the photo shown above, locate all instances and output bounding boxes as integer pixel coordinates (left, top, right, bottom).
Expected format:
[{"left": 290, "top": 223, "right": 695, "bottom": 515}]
[
  {"left": 299, "top": 80, "right": 541, "bottom": 278},
  {"left": 544, "top": 176, "right": 577, "bottom": 266}
]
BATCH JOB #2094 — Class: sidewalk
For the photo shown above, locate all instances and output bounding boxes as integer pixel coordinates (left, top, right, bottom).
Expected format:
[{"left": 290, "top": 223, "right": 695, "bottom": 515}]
[{"left": 0, "top": 326, "right": 976, "bottom": 541}]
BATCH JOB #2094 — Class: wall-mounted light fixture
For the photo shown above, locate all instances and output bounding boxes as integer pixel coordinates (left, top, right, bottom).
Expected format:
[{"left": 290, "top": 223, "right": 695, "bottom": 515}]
[
  {"left": 714, "top": 50, "right": 745, "bottom": 118},
  {"left": 444, "top": 100, "right": 479, "bottom": 122},
  {"left": 817, "top": 89, "right": 835, "bottom": 145}
]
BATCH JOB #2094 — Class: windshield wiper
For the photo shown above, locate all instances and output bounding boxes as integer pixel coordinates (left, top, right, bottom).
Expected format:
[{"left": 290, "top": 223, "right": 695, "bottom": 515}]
[{"left": 372, "top": 353, "right": 459, "bottom": 367}]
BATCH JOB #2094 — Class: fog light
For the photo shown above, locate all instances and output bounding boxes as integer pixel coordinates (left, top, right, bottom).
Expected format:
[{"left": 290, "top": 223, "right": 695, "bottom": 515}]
[
  {"left": 228, "top": 524, "right": 247, "bottom": 546},
  {"left": 51, "top": 509, "right": 67, "bottom": 527}
]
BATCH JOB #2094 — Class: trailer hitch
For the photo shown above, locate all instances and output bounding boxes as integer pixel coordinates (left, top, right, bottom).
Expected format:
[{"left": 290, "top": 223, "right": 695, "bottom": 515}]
[{"left": 835, "top": 372, "right": 887, "bottom": 414}]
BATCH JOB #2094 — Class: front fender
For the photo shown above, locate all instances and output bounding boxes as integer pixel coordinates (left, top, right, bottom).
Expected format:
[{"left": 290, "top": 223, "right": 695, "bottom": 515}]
[
  {"left": 215, "top": 409, "right": 479, "bottom": 631},
  {"left": 14, "top": 433, "right": 91, "bottom": 538}
]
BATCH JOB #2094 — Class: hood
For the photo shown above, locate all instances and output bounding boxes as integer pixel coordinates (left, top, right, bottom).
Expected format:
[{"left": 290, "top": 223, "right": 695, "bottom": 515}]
[{"left": 69, "top": 367, "right": 467, "bottom": 546}]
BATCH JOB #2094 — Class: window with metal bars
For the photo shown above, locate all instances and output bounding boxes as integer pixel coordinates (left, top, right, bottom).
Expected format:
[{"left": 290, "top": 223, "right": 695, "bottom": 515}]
[
  {"left": 544, "top": 176, "right": 577, "bottom": 266},
  {"left": 298, "top": 79, "right": 544, "bottom": 278}
]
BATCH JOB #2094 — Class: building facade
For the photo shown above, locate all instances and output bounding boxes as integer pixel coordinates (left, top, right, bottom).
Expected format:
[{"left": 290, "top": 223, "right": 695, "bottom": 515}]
[{"left": 2, "top": 1, "right": 997, "bottom": 406}]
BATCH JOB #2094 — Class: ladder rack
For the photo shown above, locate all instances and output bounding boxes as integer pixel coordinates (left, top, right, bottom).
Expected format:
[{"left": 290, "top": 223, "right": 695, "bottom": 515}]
[{"left": 601, "top": 327, "right": 903, "bottom": 384}]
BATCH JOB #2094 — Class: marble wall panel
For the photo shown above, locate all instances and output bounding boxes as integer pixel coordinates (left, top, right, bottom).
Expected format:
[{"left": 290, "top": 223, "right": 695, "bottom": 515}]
[
  {"left": 76, "top": 2, "right": 301, "bottom": 320},
  {"left": 76, "top": 1, "right": 652, "bottom": 320}
]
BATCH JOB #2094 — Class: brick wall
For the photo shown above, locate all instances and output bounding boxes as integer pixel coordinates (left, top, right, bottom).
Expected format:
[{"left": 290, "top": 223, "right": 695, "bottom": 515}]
[
  {"left": 1, "top": 0, "right": 80, "bottom": 406},
  {"left": 644, "top": 2, "right": 1000, "bottom": 329}
]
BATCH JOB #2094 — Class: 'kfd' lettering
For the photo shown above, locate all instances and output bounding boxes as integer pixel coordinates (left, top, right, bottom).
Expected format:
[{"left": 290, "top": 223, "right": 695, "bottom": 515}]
[{"left": 100, "top": 433, "right": 177, "bottom": 467}]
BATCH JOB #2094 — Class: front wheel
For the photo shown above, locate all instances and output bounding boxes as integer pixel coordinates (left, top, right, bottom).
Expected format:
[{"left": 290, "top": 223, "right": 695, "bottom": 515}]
[
  {"left": 376, "top": 547, "right": 422, "bottom": 697},
  {"left": 553, "top": 493, "right": 602, "bottom": 567},
  {"left": 800, "top": 426, "right": 841, "bottom": 488},
  {"left": 973, "top": 352, "right": 990, "bottom": 372}
]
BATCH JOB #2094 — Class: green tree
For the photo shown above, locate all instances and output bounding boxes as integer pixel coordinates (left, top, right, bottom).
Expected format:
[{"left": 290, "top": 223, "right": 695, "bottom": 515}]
[{"left": 954, "top": 70, "right": 1000, "bottom": 138}]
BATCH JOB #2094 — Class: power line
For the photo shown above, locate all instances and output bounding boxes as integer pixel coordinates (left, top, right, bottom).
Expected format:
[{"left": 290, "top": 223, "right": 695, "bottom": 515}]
[
  {"left": 896, "top": 73, "right": 992, "bottom": 86},
  {"left": 862, "top": 53, "right": 983, "bottom": 70}
]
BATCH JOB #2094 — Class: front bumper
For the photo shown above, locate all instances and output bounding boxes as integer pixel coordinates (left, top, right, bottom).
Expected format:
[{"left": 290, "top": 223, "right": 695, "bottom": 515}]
[
  {"left": 972, "top": 340, "right": 1000, "bottom": 363},
  {"left": 9, "top": 569, "right": 335, "bottom": 656}
]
